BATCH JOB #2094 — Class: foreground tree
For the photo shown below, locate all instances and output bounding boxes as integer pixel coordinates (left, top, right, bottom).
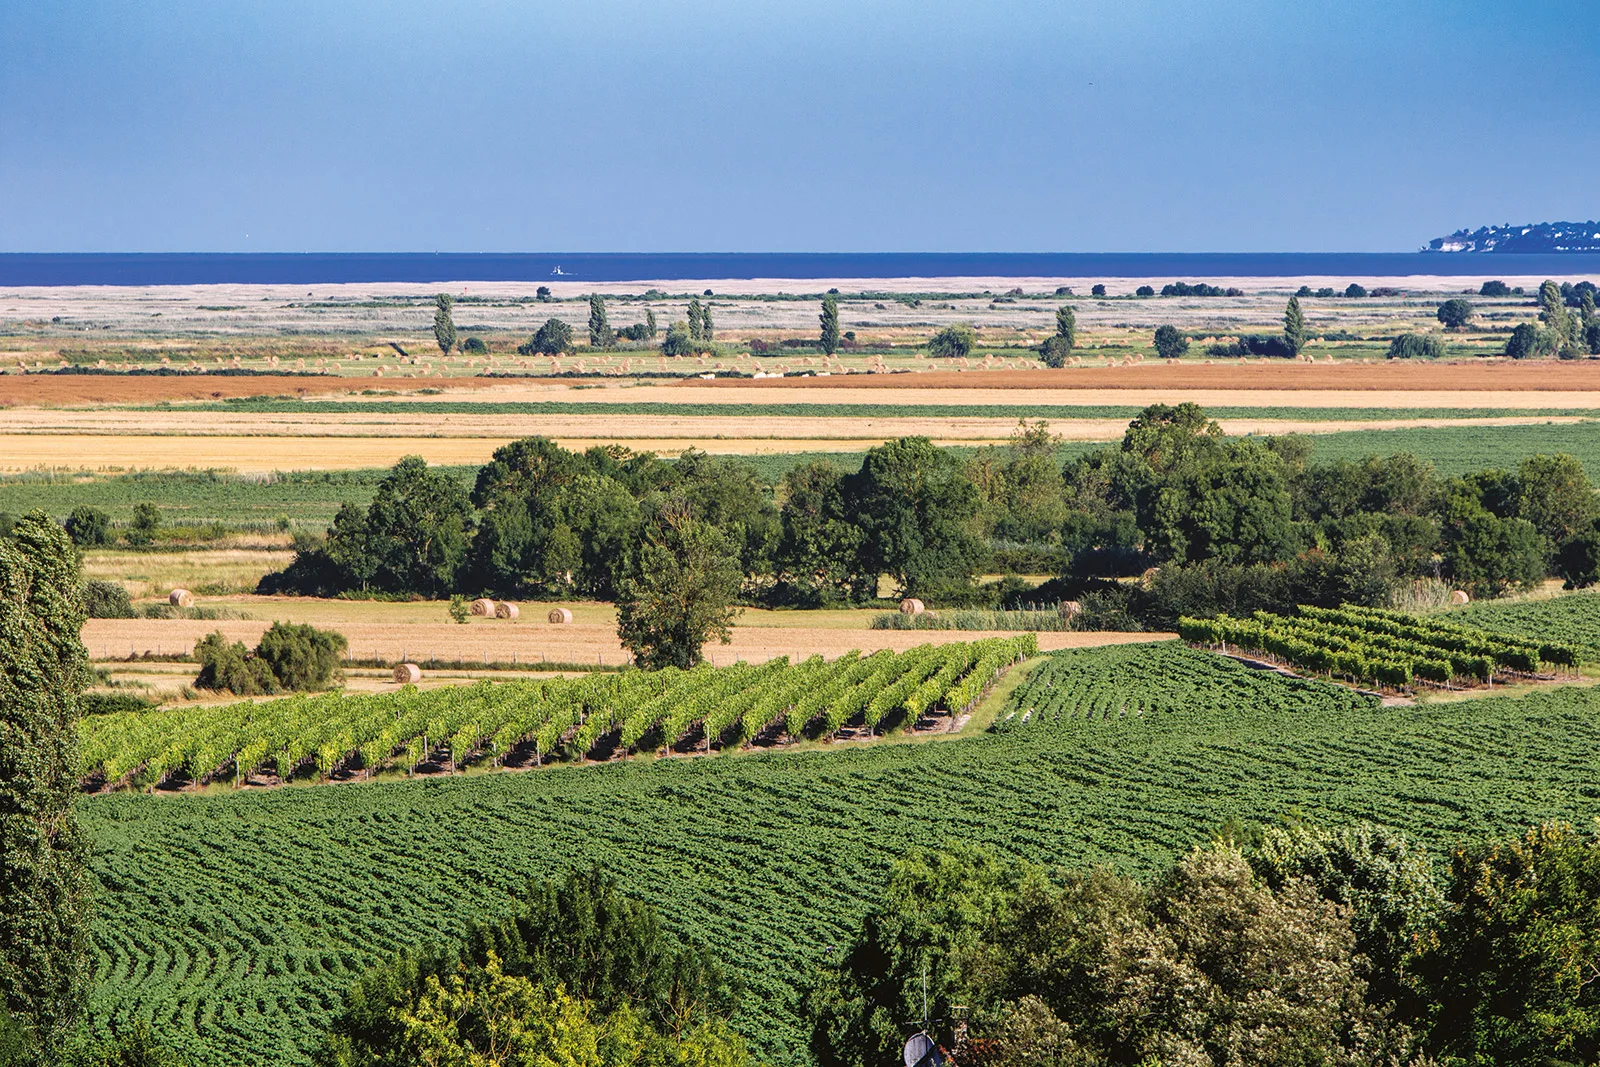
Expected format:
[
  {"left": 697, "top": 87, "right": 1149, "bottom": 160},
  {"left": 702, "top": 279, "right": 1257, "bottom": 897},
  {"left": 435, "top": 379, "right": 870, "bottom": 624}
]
[
  {"left": 616, "top": 508, "right": 742, "bottom": 669},
  {"left": 0, "top": 513, "right": 91, "bottom": 1054},
  {"left": 819, "top": 295, "right": 841, "bottom": 356},
  {"left": 1283, "top": 295, "right": 1308, "bottom": 355},
  {"left": 432, "top": 293, "right": 456, "bottom": 357}
]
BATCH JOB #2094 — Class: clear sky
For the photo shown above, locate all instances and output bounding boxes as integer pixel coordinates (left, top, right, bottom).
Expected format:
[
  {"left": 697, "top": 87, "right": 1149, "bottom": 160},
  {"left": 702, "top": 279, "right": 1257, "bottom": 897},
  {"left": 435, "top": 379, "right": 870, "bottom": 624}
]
[{"left": 2, "top": 0, "right": 1595, "bottom": 253}]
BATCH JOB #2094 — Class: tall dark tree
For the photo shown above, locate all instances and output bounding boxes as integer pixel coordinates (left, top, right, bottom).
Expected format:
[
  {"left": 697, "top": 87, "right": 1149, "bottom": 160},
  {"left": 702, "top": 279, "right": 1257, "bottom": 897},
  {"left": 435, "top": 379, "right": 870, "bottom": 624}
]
[
  {"left": 357, "top": 457, "right": 474, "bottom": 596},
  {"left": 687, "top": 299, "right": 706, "bottom": 346},
  {"left": 645, "top": 308, "right": 658, "bottom": 339},
  {"left": 819, "top": 295, "right": 841, "bottom": 356},
  {"left": 1283, "top": 295, "right": 1308, "bottom": 355},
  {"left": 842, "top": 436, "right": 983, "bottom": 595},
  {"left": 776, "top": 461, "right": 868, "bottom": 604},
  {"left": 63, "top": 506, "right": 110, "bottom": 547},
  {"left": 615, "top": 507, "right": 742, "bottom": 669},
  {"left": 432, "top": 294, "right": 456, "bottom": 357},
  {"left": 587, "top": 294, "right": 614, "bottom": 349},
  {"left": 1039, "top": 305, "right": 1075, "bottom": 367},
  {"left": 0, "top": 513, "right": 91, "bottom": 1052}
]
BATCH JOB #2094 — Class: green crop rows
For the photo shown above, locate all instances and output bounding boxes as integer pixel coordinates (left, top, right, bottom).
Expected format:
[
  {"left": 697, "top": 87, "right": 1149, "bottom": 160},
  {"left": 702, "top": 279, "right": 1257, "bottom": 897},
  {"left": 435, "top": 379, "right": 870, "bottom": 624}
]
[
  {"left": 79, "top": 641, "right": 1600, "bottom": 1067},
  {"left": 80, "top": 638, "right": 1035, "bottom": 791},
  {"left": 1180, "top": 605, "right": 1580, "bottom": 690},
  {"left": 1445, "top": 591, "right": 1600, "bottom": 660}
]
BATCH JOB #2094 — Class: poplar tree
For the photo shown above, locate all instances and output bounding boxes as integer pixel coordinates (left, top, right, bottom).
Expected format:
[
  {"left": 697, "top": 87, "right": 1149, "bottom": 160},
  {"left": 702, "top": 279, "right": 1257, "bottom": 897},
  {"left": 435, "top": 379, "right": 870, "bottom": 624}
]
[
  {"left": 587, "top": 294, "right": 614, "bottom": 349},
  {"left": 701, "top": 303, "right": 714, "bottom": 343},
  {"left": 433, "top": 294, "right": 456, "bottom": 357},
  {"left": 1038, "top": 305, "right": 1076, "bottom": 367},
  {"left": 687, "top": 299, "right": 705, "bottom": 345},
  {"left": 646, "top": 308, "right": 658, "bottom": 339},
  {"left": 1284, "top": 296, "right": 1307, "bottom": 356},
  {"left": 0, "top": 513, "right": 91, "bottom": 1051},
  {"left": 819, "top": 295, "right": 841, "bottom": 355}
]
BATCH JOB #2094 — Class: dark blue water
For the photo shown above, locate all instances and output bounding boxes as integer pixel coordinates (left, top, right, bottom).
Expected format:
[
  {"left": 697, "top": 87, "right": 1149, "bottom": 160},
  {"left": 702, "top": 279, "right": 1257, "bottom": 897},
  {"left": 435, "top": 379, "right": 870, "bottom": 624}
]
[{"left": 4, "top": 252, "right": 1600, "bottom": 287}]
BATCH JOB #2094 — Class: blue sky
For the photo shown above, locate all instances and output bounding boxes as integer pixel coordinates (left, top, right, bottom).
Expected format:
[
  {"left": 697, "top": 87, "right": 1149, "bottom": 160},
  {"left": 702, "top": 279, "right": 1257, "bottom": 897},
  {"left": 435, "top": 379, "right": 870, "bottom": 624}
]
[{"left": 2, "top": 0, "right": 1595, "bottom": 252}]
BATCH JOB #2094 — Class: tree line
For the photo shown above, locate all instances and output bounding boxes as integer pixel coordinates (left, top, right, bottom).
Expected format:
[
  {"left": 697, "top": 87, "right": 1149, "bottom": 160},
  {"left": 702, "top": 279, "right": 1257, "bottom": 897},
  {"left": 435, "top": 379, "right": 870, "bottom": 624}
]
[
  {"left": 808, "top": 821, "right": 1600, "bottom": 1067},
  {"left": 259, "top": 404, "right": 1600, "bottom": 628}
]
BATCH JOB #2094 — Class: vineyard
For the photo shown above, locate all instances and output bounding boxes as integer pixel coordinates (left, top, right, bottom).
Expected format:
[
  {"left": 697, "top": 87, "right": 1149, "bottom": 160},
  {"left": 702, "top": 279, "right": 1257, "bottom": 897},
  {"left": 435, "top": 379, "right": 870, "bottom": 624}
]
[
  {"left": 1446, "top": 590, "right": 1600, "bottom": 661},
  {"left": 79, "top": 641, "right": 1600, "bottom": 1067},
  {"left": 993, "top": 641, "right": 1378, "bottom": 733},
  {"left": 1178, "top": 604, "right": 1584, "bottom": 691},
  {"left": 79, "top": 636, "right": 1035, "bottom": 791}
]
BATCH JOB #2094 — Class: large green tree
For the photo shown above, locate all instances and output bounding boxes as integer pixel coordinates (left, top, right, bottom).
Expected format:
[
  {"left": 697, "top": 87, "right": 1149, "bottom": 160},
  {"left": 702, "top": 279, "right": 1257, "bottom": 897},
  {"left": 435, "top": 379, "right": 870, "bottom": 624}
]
[
  {"left": 1038, "top": 306, "right": 1075, "bottom": 367},
  {"left": 615, "top": 508, "right": 742, "bottom": 669},
  {"left": 1283, "top": 295, "right": 1308, "bottom": 355},
  {"left": 819, "top": 295, "right": 841, "bottom": 356},
  {"left": 432, "top": 294, "right": 456, "bottom": 357},
  {"left": 0, "top": 513, "right": 91, "bottom": 1052},
  {"left": 775, "top": 461, "right": 868, "bottom": 605},
  {"left": 842, "top": 436, "right": 983, "bottom": 595},
  {"left": 355, "top": 456, "right": 474, "bottom": 596}
]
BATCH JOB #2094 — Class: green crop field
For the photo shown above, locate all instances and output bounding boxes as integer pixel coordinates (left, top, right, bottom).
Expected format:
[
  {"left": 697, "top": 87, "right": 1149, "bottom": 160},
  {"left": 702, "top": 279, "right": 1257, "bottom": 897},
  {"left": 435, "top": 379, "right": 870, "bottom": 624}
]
[
  {"left": 80, "top": 642, "right": 1600, "bottom": 1067},
  {"left": 146, "top": 398, "right": 1600, "bottom": 423},
  {"left": 1447, "top": 591, "right": 1600, "bottom": 659},
  {"left": 1293, "top": 421, "right": 1600, "bottom": 475}
]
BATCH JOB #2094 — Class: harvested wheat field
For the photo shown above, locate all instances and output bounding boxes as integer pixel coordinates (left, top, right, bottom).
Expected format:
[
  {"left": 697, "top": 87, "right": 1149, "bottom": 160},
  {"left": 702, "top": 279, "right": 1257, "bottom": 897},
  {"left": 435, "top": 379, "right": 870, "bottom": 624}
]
[
  {"left": 82, "top": 618, "right": 1169, "bottom": 666},
  {"left": 0, "top": 372, "right": 435, "bottom": 406}
]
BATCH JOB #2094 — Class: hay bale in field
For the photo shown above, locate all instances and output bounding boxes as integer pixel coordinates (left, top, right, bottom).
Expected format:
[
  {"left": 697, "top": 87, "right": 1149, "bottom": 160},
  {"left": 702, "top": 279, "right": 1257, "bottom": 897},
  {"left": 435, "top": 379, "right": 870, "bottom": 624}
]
[
  {"left": 548, "top": 607, "right": 573, "bottom": 624},
  {"left": 394, "top": 663, "right": 422, "bottom": 684},
  {"left": 495, "top": 602, "right": 520, "bottom": 620},
  {"left": 470, "top": 597, "right": 495, "bottom": 617},
  {"left": 899, "top": 598, "right": 925, "bottom": 615},
  {"left": 169, "top": 589, "right": 194, "bottom": 608},
  {"left": 1450, "top": 589, "right": 1471, "bottom": 605},
  {"left": 1060, "top": 600, "right": 1083, "bottom": 618}
]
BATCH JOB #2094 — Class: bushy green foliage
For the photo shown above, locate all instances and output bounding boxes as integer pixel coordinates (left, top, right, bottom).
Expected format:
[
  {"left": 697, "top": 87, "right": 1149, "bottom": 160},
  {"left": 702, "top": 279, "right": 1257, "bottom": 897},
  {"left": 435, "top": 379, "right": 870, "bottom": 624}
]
[
  {"left": 1387, "top": 333, "right": 1444, "bottom": 359},
  {"left": 431, "top": 294, "right": 455, "bottom": 357},
  {"left": 661, "top": 321, "right": 693, "bottom": 356},
  {"left": 1480, "top": 279, "right": 1511, "bottom": 297},
  {"left": 587, "top": 293, "right": 614, "bottom": 349},
  {"left": 460, "top": 336, "right": 487, "bottom": 355},
  {"left": 0, "top": 514, "right": 91, "bottom": 1052},
  {"left": 81, "top": 580, "right": 135, "bottom": 619},
  {"left": 63, "top": 506, "right": 110, "bottom": 547},
  {"left": 1436, "top": 297, "right": 1473, "bottom": 328},
  {"left": 616, "top": 510, "right": 742, "bottom": 670},
  {"left": 927, "top": 324, "right": 977, "bottom": 359},
  {"left": 1152, "top": 323, "right": 1188, "bottom": 358},
  {"left": 818, "top": 295, "right": 840, "bottom": 355},
  {"left": 1505, "top": 321, "right": 1552, "bottom": 359},
  {"left": 255, "top": 622, "right": 346, "bottom": 691},
  {"left": 193, "top": 632, "right": 277, "bottom": 696},
  {"left": 123, "top": 503, "right": 160, "bottom": 547},
  {"left": 320, "top": 868, "right": 747, "bottom": 1067},
  {"left": 518, "top": 318, "right": 575, "bottom": 356}
]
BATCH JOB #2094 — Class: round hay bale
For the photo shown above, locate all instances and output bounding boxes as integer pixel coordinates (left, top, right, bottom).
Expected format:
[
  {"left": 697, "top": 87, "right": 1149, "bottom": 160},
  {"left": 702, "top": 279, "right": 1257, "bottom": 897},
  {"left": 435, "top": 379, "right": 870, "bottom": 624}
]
[
  {"left": 394, "top": 663, "right": 422, "bottom": 684},
  {"left": 548, "top": 607, "right": 574, "bottom": 624},
  {"left": 1450, "top": 589, "right": 1471, "bottom": 605},
  {"left": 470, "top": 597, "right": 495, "bottom": 617},
  {"left": 495, "top": 602, "right": 520, "bottom": 620},
  {"left": 169, "top": 589, "right": 194, "bottom": 608},
  {"left": 1060, "top": 600, "right": 1083, "bottom": 618},
  {"left": 899, "top": 598, "right": 925, "bottom": 615}
]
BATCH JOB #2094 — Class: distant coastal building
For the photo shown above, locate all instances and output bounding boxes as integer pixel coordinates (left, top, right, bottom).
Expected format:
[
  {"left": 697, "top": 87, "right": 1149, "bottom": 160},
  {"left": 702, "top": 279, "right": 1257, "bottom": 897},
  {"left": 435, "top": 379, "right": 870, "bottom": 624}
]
[{"left": 1425, "top": 221, "right": 1600, "bottom": 253}]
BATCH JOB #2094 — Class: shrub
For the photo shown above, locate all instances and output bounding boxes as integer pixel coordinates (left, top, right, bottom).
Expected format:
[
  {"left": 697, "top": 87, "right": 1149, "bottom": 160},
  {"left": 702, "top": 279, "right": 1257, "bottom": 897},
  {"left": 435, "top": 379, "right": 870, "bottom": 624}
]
[
  {"left": 1479, "top": 279, "right": 1511, "bottom": 297},
  {"left": 124, "top": 502, "right": 160, "bottom": 547},
  {"left": 1038, "top": 335, "right": 1073, "bottom": 368},
  {"left": 82, "top": 580, "right": 135, "bottom": 619},
  {"left": 1153, "top": 324, "right": 1189, "bottom": 359},
  {"left": 1135, "top": 285, "right": 1155, "bottom": 297},
  {"left": 255, "top": 622, "right": 347, "bottom": 691},
  {"left": 461, "top": 336, "right": 488, "bottom": 354},
  {"left": 1387, "top": 334, "right": 1444, "bottom": 359},
  {"left": 1238, "top": 333, "right": 1295, "bottom": 357},
  {"left": 1091, "top": 284, "right": 1106, "bottom": 296},
  {"left": 661, "top": 321, "right": 693, "bottom": 357},
  {"left": 1505, "top": 322, "right": 1552, "bottom": 359},
  {"left": 193, "top": 632, "right": 277, "bottom": 696},
  {"left": 927, "top": 324, "right": 977, "bottom": 359},
  {"left": 1344, "top": 283, "right": 1368, "bottom": 298},
  {"left": 80, "top": 693, "right": 157, "bottom": 716},
  {"left": 64, "top": 505, "right": 111, "bottom": 547}
]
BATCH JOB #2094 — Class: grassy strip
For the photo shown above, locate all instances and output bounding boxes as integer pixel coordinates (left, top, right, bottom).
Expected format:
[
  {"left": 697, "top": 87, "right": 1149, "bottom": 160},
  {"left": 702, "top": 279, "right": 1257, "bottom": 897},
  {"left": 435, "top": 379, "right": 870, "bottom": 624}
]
[{"left": 142, "top": 398, "right": 1600, "bottom": 422}]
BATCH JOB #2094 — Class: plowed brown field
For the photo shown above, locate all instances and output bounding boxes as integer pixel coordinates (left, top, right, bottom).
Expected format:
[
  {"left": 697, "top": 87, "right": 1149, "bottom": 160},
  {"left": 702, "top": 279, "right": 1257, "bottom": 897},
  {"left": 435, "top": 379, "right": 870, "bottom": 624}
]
[{"left": 0, "top": 373, "right": 498, "bottom": 406}]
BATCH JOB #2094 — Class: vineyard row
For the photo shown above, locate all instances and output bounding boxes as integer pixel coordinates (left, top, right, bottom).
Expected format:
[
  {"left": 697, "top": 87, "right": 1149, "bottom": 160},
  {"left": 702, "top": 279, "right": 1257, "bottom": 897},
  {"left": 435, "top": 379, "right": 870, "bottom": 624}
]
[{"left": 79, "top": 636, "right": 1037, "bottom": 791}]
